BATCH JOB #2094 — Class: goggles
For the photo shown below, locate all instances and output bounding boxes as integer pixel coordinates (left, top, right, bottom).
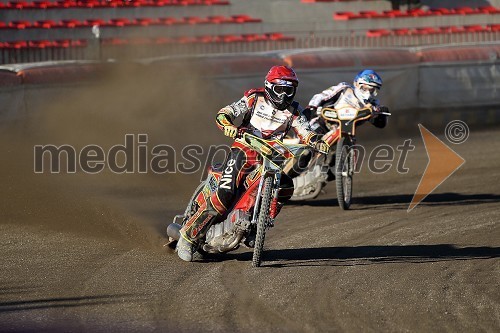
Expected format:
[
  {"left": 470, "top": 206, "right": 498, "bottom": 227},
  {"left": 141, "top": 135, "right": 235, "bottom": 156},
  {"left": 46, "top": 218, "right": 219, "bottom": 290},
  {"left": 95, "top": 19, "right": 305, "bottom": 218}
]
[
  {"left": 272, "top": 84, "right": 295, "bottom": 97},
  {"left": 359, "top": 83, "right": 380, "bottom": 96}
]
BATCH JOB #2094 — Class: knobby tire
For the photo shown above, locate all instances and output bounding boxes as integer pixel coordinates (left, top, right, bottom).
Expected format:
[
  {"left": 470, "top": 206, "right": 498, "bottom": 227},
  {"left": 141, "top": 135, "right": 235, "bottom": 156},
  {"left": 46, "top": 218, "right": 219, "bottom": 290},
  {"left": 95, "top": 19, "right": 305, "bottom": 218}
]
[
  {"left": 252, "top": 176, "right": 273, "bottom": 267},
  {"left": 335, "top": 137, "right": 353, "bottom": 210}
]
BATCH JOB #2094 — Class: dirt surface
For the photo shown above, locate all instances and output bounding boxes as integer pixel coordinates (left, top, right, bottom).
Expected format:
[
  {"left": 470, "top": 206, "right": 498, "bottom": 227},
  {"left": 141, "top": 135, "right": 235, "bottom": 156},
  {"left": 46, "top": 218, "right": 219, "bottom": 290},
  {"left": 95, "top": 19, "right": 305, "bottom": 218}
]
[{"left": 0, "top": 66, "right": 499, "bottom": 333}]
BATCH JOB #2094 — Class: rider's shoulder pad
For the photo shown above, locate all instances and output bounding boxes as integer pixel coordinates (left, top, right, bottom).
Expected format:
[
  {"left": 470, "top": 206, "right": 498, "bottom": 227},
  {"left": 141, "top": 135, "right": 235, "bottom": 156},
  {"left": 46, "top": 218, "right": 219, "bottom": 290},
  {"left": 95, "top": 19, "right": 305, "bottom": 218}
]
[{"left": 244, "top": 88, "right": 265, "bottom": 98}]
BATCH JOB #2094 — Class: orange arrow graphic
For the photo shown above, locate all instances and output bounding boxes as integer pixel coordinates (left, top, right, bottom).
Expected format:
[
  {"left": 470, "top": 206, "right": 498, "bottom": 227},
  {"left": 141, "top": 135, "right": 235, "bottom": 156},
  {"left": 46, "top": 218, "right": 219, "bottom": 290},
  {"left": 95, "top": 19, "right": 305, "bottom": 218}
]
[{"left": 408, "top": 124, "right": 466, "bottom": 212}]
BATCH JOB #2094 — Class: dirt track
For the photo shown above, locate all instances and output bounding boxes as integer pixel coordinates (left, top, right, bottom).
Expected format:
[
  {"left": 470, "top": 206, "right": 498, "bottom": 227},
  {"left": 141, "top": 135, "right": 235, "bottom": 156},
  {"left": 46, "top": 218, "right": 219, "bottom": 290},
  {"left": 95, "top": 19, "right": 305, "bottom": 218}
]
[{"left": 0, "top": 66, "right": 499, "bottom": 332}]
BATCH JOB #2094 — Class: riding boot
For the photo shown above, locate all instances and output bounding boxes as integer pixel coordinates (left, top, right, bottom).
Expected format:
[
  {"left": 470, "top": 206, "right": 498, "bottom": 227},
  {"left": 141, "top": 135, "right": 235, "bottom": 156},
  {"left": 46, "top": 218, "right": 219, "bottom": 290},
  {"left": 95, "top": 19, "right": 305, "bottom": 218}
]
[{"left": 177, "top": 200, "right": 221, "bottom": 262}]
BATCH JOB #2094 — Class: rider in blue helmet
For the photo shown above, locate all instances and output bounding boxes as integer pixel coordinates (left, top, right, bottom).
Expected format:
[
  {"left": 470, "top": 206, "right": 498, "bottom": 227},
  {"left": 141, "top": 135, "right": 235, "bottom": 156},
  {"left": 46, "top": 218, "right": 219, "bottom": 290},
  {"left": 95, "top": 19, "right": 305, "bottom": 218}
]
[{"left": 306, "top": 69, "right": 390, "bottom": 133}]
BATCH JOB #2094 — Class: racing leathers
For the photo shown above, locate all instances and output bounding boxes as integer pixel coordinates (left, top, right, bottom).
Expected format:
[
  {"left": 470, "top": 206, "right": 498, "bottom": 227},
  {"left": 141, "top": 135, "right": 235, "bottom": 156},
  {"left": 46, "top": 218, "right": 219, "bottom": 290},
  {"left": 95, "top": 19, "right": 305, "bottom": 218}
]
[
  {"left": 180, "top": 88, "right": 325, "bottom": 246},
  {"left": 306, "top": 82, "right": 389, "bottom": 135}
]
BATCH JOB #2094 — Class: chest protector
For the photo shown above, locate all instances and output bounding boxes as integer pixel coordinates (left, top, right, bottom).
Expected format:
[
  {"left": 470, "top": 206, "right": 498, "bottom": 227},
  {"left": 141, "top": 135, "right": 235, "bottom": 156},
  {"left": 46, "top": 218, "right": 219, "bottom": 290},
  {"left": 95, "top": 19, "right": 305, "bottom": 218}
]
[
  {"left": 332, "top": 87, "right": 365, "bottom": 110},
  {"left": 243, "top": 94, "right": 298, "bottom": 140}
]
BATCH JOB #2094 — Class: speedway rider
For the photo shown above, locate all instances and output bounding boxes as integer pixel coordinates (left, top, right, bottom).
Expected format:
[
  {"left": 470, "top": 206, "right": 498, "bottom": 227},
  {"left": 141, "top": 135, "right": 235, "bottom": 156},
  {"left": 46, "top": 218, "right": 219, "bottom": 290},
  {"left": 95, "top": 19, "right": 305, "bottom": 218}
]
[
  {"left": 305, "top": 69, "right": 390, "bottom": 134},
  {"left": 176, "top": 65, "right": 329, "bottom": 262}
]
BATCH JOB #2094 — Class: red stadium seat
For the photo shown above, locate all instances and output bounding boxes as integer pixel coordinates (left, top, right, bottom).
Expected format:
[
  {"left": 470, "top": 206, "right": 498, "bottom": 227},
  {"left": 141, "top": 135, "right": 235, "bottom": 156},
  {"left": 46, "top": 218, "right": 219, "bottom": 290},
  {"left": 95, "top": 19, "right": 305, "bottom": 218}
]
[
  {"left": 70, "top": 39, "right": 88, "bottom": 47},
  {"left": 55, "top": 0, "right": 77, "bottom": 8},
  {"left": 28, "top": 40, "right": 53, "bottom": 48},
  {"left": 464, "top": 25, "right": 488, "bottom": 32},
  {"left": 32, "top": 1, "right": 56, "bottom": 9},
  {"left": 382, "top": 10, "right": 409, "bottom": 18},
  {"left": 455, "top": 7, "right": 478, "bottom": 15},
  {"left": 61, "top": 19, "right": 82, "bottom": 28},
  {"left": 9, "top": 20, "right": 32, "bottom": 29},
  {"left": 133, "top": 18, "right": 159, "bottom": 26},
  {"left": 7, "top": 1, "right": 31, "bottom": 9},
  {"left": 489, "top": 24, "right": 500, "bottom": 32},
  {"left": 34, "top": 20, "right": 57, "bottom": 29},
  {"left": 267, "top": 32, "right": 294, "bottom": 41},
  {"left": 6, "top": 41, "right": 28, "bottom": 49},
  {"left": 108, "top": 18, "right": 132, "bottom": 27},
  {"left": 393, "top": 28, "right": 411, "bottom": 36},
  {"left": 84, "top": 19, "right": 106, "bottom": 27},
  {"left": 207, "top": 16, "right": 231, "bottom": 24},
  {"left": 413, "top": 27, "right": 440, "bottom": 35},
  {"left": 333, "top": 12, "right": 355, "bottom": 20},
  {"left": 478, "top": 6, "right": 500, "bottom": 14},
  {"left": 53, "top": 39, "right": 71, "bottom": 48},
  {"left": 366, "top": 29, "right": 391, "bottom": 37},
  {"left": 231, "top": 14, "right": 262, "bottom": 23},
  {"left": 181, "top": 16, "right": 207, "bottom": 25}
]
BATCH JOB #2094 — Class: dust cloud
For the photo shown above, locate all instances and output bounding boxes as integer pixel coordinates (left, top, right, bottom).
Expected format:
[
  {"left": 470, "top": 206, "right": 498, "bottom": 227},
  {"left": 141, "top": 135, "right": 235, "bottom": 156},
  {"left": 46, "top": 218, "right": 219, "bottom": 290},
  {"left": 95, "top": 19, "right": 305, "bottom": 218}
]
[{"left": 0, "top": 62, "right": 233, "bottom": 249}]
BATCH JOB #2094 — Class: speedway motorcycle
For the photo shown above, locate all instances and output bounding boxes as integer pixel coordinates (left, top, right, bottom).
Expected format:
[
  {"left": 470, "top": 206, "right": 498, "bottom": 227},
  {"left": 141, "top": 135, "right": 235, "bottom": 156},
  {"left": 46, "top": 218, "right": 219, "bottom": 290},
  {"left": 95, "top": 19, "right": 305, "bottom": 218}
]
[
  {"left": 289, "top": 105, "right": 391, "bottom": 210},
  {"left": 166, "top": 131, "right": 309, "bottom": 267}
]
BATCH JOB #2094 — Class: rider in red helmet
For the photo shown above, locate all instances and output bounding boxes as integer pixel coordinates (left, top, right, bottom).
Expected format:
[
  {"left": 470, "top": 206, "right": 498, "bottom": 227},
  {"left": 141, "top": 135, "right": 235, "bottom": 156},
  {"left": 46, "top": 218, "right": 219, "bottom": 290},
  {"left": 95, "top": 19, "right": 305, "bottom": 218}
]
[{"left": 177, "top": 65, "right": 329, "bottom": 262}]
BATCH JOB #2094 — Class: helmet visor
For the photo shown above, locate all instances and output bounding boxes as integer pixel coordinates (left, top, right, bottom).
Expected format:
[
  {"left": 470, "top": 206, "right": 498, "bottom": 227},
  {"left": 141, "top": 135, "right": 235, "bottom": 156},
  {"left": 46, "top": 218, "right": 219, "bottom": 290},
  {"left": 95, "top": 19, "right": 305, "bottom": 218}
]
[
  {"left": 272, "top": 84, "right": 296, "bottom": 97},
  {"left": 359, "top": 83, "right": 379, "bottom": 97}
]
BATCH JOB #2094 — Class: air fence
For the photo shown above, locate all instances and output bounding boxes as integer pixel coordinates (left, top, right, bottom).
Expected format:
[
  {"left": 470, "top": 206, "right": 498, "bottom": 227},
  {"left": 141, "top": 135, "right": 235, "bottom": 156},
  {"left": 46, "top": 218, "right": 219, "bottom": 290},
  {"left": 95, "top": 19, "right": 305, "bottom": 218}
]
[{"left": 0, "top": 44, "right": 499, "bottom": 132}]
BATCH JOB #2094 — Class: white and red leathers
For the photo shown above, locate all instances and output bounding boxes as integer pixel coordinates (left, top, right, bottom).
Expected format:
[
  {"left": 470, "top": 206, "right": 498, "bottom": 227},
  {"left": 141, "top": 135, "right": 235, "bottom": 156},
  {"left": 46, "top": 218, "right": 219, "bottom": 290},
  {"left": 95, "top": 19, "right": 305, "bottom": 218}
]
[{"left": 177, "top": 65, "right": 327, "bottom": 262}]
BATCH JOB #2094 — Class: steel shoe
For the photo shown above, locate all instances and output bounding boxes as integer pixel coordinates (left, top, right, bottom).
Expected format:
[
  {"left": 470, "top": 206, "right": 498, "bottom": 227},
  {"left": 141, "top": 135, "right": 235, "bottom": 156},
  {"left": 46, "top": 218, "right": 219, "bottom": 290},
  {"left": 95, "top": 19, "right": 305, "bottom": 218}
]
[{"left": 176, "top": 234, "right": 196, "bottom": 262}]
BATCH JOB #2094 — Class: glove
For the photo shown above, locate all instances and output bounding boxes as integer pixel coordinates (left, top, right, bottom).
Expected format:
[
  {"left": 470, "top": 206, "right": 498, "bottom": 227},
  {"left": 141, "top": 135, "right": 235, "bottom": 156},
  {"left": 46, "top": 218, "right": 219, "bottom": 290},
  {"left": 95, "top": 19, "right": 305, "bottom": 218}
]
[
  {"left": 223, "top": 125, "right": 238, "bottom": 139},
  {"left": 314, "top": 140, "right": 330, "bottom": 154},
  {"left": 374, "top": 105, "right": 390, "bottom": 115}
]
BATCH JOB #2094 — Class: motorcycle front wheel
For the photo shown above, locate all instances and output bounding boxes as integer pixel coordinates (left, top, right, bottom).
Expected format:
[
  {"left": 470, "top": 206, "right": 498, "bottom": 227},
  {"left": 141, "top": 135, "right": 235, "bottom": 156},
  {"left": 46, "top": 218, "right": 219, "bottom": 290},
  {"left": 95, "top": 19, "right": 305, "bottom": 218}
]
[
  {"left": 252, "top": 175, "right": 273, "bottom": 267},
  {"left": 335, "top": 136, "right": 354, "bottom": 210}
]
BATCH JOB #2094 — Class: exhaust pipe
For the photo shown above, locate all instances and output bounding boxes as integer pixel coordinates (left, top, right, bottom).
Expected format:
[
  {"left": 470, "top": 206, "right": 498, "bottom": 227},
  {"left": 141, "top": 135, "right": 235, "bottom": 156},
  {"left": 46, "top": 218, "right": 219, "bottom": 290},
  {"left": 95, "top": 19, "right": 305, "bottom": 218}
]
[{"left": 166, "top": 223, "right": 182, "bottom": 241}]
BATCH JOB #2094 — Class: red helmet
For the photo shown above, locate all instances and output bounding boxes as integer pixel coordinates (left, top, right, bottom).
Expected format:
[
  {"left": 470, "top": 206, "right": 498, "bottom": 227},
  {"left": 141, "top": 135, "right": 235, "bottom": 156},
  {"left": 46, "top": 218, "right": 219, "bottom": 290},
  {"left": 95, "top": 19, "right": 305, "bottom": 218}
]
[{"left": 264, "top": 66, "right": 299, "bottom": 110}]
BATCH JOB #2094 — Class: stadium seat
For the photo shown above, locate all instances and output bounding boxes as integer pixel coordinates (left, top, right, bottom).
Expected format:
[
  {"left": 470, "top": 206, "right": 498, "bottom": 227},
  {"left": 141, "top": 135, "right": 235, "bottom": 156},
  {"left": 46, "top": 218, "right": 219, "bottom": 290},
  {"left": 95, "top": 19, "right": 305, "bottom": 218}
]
[
  {"left": 108, "top": 18, "right": 132, "bottom": 27},
  {"left": 393, "top": 28, "right": 411, "bottom": 36},
  {"left": 366, "top": 29, "right": 391, "bottom": 37},
  {"left": 84, "top": 19, "right": 106, "bottom": 27},
  {"left": 28, "top": 40, "right": 53, "bottom": 48},
  {"left": 34, "top": 20, "right": 57, "bottom": 29},
  {"left": 489, "top": 24, "right": 500, "bottom": 32},
  {"left": 478, "top": 6, "right": 500, "bottom": 14},
  {"left": 333, "top": 12, "right": 355, "bottom": 20},
  {"left": 231, "top": 14, "right": 262, "bottom": 23},
  {"left": 32, "top": 1, "right": 56, "bottom": 9},
  {"left": 7, "top": 1, "right": 31, "bottom": 9},
  {"left": 6, "top": 41, "right": 28, "bottom": 49},
  {"left": 9, "top": 20, "right": 32, "bottom": 29},
  {"left": 61, "top": 19, "right": 82, "bottom": 28},
  {"left": 464, "top": 25, "right": 488, "bottom": 32},
  {"left": 133, "top": 18, "right": 158, "bottom": 26},
  {"left": 266, "top": 32, "right": 294, "bottom": 41}
]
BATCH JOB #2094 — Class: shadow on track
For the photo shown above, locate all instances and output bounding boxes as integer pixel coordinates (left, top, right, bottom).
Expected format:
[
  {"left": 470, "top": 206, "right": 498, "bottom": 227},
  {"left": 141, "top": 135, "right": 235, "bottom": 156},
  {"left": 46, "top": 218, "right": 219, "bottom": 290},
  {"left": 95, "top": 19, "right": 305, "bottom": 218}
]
[
  {"left": 0, "top": 294, "right": 144, "bottom": 313},
  {"left": 203, "top": 244, "right": 500, "bottom": 267},
  {"left": 288, "top": 192, "right": 500, "bottom": 210},
  {"left": 263, "top": 244, "right": 500, "bottom": 267}
]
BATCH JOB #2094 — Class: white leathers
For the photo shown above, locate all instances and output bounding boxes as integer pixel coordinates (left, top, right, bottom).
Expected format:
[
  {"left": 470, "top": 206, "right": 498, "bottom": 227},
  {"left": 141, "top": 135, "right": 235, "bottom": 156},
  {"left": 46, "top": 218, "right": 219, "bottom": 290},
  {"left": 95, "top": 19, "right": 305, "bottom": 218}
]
[{"left": 308, "top": 82, "right": 379, "bottom": 114}]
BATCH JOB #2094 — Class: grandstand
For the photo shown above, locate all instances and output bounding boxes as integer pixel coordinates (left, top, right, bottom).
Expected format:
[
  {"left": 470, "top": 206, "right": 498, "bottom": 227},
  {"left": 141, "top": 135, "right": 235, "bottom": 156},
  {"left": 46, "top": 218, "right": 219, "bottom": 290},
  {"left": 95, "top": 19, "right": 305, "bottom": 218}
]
[{"left": 0, "top": 0, "right": 499, "bottom": 63}]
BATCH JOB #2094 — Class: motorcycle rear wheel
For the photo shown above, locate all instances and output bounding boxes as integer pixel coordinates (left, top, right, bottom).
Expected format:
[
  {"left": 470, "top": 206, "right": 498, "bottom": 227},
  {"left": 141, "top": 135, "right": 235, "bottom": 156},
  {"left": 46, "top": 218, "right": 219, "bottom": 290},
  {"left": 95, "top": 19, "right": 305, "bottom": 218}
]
[
  {"left": 335, "top": 137, "right": 353, "bottom": 210},
  {"left": 252, "top": 176, "right": 273, "bottom": 267}
]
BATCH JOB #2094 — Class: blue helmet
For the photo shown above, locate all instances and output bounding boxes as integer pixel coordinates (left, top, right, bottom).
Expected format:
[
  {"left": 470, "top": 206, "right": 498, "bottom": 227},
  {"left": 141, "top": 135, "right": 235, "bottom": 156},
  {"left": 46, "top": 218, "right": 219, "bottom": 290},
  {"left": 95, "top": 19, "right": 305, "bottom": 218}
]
[{"left": 353, "top": 69, "right": 383, "bottom": 101}]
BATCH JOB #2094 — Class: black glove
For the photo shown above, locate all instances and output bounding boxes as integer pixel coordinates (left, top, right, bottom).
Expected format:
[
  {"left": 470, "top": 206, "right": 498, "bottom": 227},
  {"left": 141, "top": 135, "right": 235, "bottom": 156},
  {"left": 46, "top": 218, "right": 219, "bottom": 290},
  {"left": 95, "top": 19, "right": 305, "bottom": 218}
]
[
  {"left": 370, "top": 106, "right": 389, "bottom": 128},
  {"left": 314, "top": 140, "right": 330, "bottom": 154}
]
